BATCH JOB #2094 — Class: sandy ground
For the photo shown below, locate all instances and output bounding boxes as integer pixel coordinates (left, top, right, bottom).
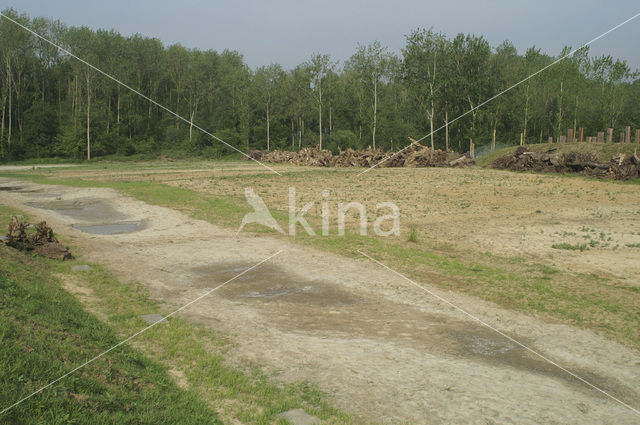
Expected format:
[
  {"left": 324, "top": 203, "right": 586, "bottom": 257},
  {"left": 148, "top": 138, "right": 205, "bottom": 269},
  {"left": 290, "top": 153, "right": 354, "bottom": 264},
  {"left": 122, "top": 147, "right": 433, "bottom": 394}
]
[
  {"left": 28, "top": 164, "right": 640, "bottom": 285},
  {"left": 1, "top": 177, "right": 640, "bottom": 425}
]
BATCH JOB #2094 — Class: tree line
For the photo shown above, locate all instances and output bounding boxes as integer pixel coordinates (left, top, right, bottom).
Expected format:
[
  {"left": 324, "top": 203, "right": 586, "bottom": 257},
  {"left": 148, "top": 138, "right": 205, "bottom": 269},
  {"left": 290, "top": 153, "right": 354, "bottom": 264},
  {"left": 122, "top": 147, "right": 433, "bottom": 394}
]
[{"left": 1, "top": 8, "right": 638, "bottom": 161}]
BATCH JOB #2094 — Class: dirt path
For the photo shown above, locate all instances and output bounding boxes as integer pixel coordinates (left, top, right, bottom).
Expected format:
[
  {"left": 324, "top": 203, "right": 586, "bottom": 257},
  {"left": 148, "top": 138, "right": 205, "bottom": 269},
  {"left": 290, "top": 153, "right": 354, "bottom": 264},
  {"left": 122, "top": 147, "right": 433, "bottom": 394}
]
[{"left": 2, "top": 178, "right": 639, "bottom": 425}]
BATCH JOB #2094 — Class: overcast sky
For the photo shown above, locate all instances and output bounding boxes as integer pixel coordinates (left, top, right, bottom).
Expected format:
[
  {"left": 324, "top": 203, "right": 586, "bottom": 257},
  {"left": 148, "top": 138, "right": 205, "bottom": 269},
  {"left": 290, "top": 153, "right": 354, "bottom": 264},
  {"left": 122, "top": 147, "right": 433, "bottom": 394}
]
[{"left": 6, "top": 1, "right": 640, "bottom": 71}]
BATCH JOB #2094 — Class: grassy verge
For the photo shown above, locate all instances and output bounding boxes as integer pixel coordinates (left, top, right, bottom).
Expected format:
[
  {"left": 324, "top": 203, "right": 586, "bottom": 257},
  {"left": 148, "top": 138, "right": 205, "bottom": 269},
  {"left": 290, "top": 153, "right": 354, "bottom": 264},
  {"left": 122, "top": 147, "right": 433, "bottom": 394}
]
[
  {"left": 0, "top": 206, "right": 358, "bottom": 425},
  {"left": 0, "top": 214, "right": 221, "bottom": 424}
]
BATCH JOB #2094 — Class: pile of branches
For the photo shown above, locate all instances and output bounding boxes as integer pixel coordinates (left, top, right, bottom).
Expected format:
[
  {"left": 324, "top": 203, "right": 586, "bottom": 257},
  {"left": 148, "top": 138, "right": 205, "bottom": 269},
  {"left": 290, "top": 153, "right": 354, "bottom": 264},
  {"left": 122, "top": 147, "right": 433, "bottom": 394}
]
[
  {"left": 492, "top": 147, "right": 640, "bottom": 180},
  {"left": 4, "top": 216, "right": 72, "bottom": 260},
  {"left": 246, "top": 143, "right": 474, "bottom": 169}
]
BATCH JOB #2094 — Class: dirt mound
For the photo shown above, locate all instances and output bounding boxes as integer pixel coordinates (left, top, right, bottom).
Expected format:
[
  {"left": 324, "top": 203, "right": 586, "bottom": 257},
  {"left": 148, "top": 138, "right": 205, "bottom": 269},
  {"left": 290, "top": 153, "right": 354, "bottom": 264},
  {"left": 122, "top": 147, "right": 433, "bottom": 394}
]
[
  {"left": 492, "top": 148, "right": 640, "bottom": 180},
  {"left": 4, "top": 216, "right": 72, "bottom": 260},
  {"left": 246, "top": 142, "right": 474, "bottom": 169}
]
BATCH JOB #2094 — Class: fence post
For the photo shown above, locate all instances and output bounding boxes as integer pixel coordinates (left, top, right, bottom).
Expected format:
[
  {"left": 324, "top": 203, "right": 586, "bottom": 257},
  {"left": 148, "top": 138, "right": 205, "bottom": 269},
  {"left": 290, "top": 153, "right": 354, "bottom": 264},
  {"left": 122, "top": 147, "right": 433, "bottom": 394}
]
[
  {"left": 470, "top": 138, "right": 475, "bottom": 159},
  {"left": 625, "top": 126, "right": 631, "bottom": 144},
  {"left": 636, "top": 129, "right": 640, "bottom": 144},
  {"left": 548, "top": 136, "right": 553, "bottom": 144},
  {"left": 607, "top": 128, "right": 613, "bottom": 143},
  {"left": 567, "top": 128, "right": 574, "bottom": 143},
  {"left": 579, "top": 127, "right": 584, "bottom": 142}
]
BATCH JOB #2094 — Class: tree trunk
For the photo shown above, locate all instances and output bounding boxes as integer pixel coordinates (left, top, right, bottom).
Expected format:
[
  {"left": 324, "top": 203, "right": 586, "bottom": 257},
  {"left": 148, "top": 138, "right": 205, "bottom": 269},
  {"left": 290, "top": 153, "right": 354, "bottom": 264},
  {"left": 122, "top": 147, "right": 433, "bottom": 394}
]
[
  {"left": 318, "top": 86, "right": 323, "bottom": 150},
  {"left": 86, "top": 72, "right": 91, "bottom": 160},
  {"left": 372, "top": 79, "right": 377, "bottom": 150},
  {"left": 291, "top": 117, "right": 295, "bottom": 149},
  {"left": 1, "top": 98, "right": 5, "bottom": 157},
  {"left": 298, "top": 116, "right": 302, "bottom": 150},
  {"left": 7, "top": 75, "right": 11, "bottom": 158},
  {"left": 557, "top": 81, "right": 564, "bottom": 137},
  {"left": 492, "top": 126, "right": 497, "bottom": 152},
  {"left": 329, "top": 106, "right": 333, "bottom": 136},
  {"left": 73, "top": 75, "right": 78, "bottom": 131},
  {"left": 445, "top": 110, "right": 449, "bottom": 151},
  {"left": 429, "top": 85, "right": 435, "bottom": 154},
  {"left": 189, "top": 99, "right": 199, "bottom": 144},
  {"left": 116, "top": 86, "right": 121, "bottom": 135},
  {"left": 266, "top": 98, "right": 270, "bottom": 151},
  {"left": 523, "top": 84, "right": 530, "bottom": 142},
  {"left": 6, "top": 55, "right": 12, "bottom": 158},
  {"left": 573, "top": 95, "right": 578, "bottom": 139},
  {"left": 106, "top": 95, "right": 111, "bottom": 134}
]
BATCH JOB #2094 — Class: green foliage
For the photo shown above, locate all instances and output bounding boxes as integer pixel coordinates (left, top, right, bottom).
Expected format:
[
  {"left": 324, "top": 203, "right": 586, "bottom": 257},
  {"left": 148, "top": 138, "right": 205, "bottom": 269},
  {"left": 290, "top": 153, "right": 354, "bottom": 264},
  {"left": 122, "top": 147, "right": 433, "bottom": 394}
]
[{"left": 0, "top": 8, "right": 638, "bottom": 161}]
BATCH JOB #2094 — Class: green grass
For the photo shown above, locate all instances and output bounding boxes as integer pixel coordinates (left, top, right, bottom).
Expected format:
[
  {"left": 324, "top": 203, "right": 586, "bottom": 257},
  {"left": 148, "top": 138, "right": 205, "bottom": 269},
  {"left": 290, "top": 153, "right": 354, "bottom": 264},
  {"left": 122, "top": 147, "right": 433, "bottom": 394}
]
[
  {"left": 0, "top": 205, "right": 359, "bottom": 425},
  {"left": 407, "top": 226, "right": 418, "bottom": 243},
  {"left": 0, "top": 249, "right": 221, "bottom": 424}
]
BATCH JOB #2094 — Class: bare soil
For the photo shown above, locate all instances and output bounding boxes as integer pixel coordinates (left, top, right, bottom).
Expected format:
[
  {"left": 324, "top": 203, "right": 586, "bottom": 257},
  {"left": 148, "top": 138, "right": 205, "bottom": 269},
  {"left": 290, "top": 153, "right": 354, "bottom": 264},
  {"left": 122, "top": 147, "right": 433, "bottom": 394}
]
[{"left": 1, "top": 176, "right": 639, "bottom": 425}]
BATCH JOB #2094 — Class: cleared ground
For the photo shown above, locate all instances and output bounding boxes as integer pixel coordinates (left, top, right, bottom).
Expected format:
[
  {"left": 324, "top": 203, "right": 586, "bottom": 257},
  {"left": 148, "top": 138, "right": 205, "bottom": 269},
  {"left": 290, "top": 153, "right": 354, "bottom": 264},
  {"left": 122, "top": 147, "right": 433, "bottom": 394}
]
[{"left": 1, "top": 161, "right": 639, "bottom": 424}]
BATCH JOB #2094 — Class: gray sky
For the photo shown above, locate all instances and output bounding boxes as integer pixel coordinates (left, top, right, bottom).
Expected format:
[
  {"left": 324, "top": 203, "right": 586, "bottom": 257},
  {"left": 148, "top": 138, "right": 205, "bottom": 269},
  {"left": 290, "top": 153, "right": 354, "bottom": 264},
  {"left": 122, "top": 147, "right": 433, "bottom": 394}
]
[{"left": 7, "top": 1, "right": 640, "bottom": 71}]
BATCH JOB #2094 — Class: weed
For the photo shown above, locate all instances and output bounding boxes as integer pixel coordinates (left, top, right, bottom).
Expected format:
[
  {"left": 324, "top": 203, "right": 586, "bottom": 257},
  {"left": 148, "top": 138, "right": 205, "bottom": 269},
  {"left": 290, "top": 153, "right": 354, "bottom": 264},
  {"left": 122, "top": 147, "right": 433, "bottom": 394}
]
[{"left": 551, "top": 243, "right": 589, "bottom": 252}]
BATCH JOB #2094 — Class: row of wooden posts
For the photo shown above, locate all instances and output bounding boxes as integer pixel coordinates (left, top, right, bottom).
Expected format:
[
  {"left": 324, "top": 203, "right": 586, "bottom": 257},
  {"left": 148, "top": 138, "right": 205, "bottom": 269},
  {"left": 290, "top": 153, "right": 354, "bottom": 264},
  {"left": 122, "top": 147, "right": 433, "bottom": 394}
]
[
  {"left": 468, "top": 127, "right": 639, "bottom": 159},
  {"left": 523, "top": 126, "right": 640, "bottom": 145}
]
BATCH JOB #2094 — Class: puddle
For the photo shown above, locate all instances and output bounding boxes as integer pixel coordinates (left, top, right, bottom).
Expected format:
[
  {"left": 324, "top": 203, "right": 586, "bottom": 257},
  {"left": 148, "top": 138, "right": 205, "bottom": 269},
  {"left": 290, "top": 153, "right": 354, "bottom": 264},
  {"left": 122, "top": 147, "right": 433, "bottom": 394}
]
[
  {"left": 191, "top": 263, "right": 364, "bottom": 307},
  {"left": 26, "top": 199, "right": 128, "bottom": 222},
  {"left": 74, "top": 222, "right": 143, "bottom": 235},
  {"left": 0, "top": 186, "right": 22, "bottom": 191},
  {"left": 189, "top": 261, "right": 624, "bottom": 396},
  {"left": 20, "top": 192, "right": 62, "bottom": 198}
]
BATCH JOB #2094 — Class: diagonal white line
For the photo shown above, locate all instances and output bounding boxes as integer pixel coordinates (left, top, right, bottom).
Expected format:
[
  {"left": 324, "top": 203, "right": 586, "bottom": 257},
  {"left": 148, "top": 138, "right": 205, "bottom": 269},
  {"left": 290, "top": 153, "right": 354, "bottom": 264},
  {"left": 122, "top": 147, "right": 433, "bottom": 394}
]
[
  {"left": 357, "top": 250, "right": 640, "bottom": 416},
  {"left": 0, "top": 250, "right": 283, "bottom": 417},
  {"left": 0, "top": 12, "right": 282, "bottom": 177},
  {"left": 357, "top": 11, "right": 640, "bottom": 176}
]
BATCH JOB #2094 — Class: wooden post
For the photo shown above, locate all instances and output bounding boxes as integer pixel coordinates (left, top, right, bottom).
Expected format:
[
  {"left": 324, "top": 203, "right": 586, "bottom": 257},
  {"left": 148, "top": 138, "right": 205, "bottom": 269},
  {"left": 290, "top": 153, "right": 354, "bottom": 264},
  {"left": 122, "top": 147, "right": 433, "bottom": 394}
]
[
  {"left": 520, "top": 132, "right": 524, "bottom": 146},
  {"left": 619, "top": 132, "right": 625, "bottom": 143},
  {"left": 567, "top": 128, "right": 574, "bottom": 143},
  {"left": 606, "top": 128, "right": 613, "bottom": 143},
  {"left": 492, "top": 128, "right": 496, "bottom": 152},
  {"left": 559, "top": 135, "right": 566, "bottom": 143},
  {"left": 548, "top": 136, "right": 553, "bottom": 144},
  {"left": 625, "top": 126, "right": 631, "bottom": 144},
  {"left": 636, "top": 129, "right": 640, "bottom": 144},
  {"left": 597, "top": 132, "right": 605, "bottom": 143},
  {"left": 579, "top": 127, "right": 584, "bottom": 142},
  {"left": 470, "top": 138, "right": 475, "bottom": 159}
]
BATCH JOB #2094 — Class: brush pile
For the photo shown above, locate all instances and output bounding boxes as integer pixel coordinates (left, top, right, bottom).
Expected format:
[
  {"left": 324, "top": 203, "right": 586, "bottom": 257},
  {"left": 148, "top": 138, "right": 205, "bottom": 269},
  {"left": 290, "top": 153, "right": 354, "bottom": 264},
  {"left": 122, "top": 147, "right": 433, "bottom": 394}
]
[
  {"left": 492, "top": 147, "right": 640, "bottom": 180},
  {"left": 4, "top": 216, "right": 72, "bottom": 260},
  {"left": 246, "top": 143, "right": 474, "bottom": 169}
]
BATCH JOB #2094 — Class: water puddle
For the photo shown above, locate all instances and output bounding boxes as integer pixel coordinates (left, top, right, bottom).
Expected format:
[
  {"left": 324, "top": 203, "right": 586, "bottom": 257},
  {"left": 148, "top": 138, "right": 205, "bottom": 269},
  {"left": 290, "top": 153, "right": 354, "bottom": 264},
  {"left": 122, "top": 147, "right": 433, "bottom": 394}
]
[
  {"left": 74, "top": 222, "right": 143, "bottom": 235},
  {"left": 26, "top": 199, "right": 128, "bottom": 222},
  {"left": 189, "top": 261, "right": 623, "bottom": 396},
  {"left": 192, "top": 262, "right": 364, "bottom": 307}
]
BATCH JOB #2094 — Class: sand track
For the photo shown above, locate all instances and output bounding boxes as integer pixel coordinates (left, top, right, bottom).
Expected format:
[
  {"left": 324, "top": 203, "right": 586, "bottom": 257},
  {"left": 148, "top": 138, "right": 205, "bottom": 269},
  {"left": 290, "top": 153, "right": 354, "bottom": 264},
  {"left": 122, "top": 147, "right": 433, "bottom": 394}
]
[{"left": 1, "top": 177, "right": 639, "bottom": 425}]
